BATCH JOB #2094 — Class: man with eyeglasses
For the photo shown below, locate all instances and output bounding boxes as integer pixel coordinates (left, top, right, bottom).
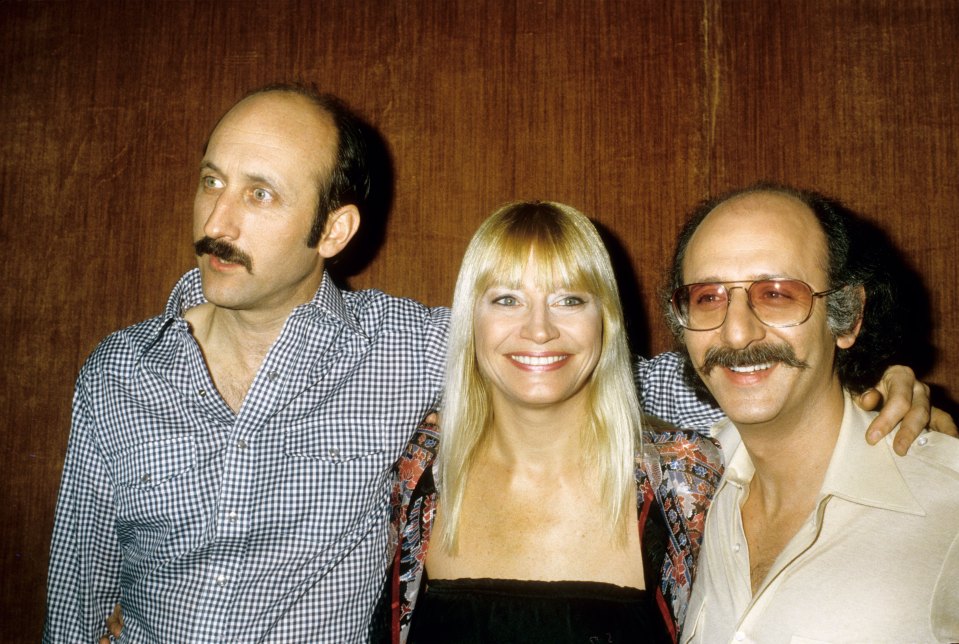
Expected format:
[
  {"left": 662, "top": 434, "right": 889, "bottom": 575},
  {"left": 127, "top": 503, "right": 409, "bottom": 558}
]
[{"left": 670, "top": 184, "right": 959, "bottom": 643}]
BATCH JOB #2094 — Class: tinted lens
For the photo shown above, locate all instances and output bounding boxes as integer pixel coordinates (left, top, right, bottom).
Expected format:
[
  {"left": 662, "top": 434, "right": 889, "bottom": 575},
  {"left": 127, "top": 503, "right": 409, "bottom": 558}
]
[
  {"left": 673, "top": 283, "right": 729, "bottom": 330},
  {"left": 747, "top": 279, "right": 814, "bottom": 326},
  {"left": 673, "top": 279, "right": 819, "bottom": 330}
]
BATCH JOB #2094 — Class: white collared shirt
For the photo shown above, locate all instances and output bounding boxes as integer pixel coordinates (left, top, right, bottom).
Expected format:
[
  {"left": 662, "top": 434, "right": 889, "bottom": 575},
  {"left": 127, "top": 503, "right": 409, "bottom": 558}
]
[{"left": 682, "top": 391, "right": 959, "bottom": 644}]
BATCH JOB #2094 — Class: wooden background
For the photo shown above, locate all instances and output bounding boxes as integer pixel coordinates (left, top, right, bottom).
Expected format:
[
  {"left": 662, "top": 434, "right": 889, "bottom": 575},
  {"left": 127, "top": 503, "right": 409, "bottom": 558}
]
[{"left": 1, "top": 1, "right": 956, "bottom": 639}]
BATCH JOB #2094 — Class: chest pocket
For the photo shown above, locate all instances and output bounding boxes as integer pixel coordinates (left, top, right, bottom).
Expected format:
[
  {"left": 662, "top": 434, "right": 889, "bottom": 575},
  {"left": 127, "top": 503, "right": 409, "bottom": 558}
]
[
  {"left": 282, "top": 412, "right": 389, "bottom": 462},
  {"left": 281, "top": 418, "right": 392, "bottom": 544},
  {"left": 284, "top": 434, "right": 384, "bottom": 463},
  {"left": 113, "top": 436, "right": 197, "bottom": 489}
]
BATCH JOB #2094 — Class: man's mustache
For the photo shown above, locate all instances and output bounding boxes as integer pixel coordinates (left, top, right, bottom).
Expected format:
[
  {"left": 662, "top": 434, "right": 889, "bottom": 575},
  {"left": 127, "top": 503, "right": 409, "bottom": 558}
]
[
  {"left": 194, "top": 237, "right": 253, "bottom": 273},
  {"left": 700, "top": 343, "right": 809, "bottom": 375}
]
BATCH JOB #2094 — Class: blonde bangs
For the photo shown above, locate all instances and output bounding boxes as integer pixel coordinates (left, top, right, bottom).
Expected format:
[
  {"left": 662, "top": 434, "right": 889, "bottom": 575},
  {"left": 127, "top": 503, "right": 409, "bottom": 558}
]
[{"left": 471, "top": 204, "right": 601, "bottom": 298}]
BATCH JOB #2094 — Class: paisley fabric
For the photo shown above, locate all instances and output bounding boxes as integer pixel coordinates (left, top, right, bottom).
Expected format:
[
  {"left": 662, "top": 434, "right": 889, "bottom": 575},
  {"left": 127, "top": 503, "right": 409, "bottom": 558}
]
[{"left": 385, "top": 423, "right": 723, "bottom": 643}]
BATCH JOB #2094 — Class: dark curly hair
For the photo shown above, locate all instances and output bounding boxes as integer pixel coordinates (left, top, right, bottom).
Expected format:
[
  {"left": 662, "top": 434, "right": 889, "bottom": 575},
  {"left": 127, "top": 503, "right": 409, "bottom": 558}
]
[{"left": 663, "top": 182, "right": 904, "bottom": 396}]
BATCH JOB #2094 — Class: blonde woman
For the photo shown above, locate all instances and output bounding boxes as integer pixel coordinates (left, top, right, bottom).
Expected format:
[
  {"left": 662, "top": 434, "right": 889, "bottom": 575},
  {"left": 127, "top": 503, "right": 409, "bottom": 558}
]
[{"left": 387, "top": 201, "right": 722, "bottom": 643}]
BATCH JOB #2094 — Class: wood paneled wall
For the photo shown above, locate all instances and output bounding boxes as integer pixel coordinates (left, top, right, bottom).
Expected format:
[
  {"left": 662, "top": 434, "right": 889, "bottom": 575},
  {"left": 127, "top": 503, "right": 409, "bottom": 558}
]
[{"left": 1, "top": 1, "right": 956, "bottom": 639}]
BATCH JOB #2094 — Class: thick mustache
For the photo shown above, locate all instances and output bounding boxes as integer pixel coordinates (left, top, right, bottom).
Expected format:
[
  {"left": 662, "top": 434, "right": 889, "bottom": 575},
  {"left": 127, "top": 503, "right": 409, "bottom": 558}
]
[
  {"left": 700, "top": 343, "right": 809, "bottom": 375},
  {"left": 194, "top": 237, "right": 253, "bottom": 273}
]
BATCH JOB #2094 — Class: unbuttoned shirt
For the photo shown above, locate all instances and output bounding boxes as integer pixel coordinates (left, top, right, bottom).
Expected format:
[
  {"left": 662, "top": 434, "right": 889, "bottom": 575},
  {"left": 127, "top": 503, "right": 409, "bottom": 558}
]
[
  {"left": 44, "top": 270, "right": 449, "bottom": 643},
  {"left": 682, "top": 391, "right": 959, "bottom": 644}
]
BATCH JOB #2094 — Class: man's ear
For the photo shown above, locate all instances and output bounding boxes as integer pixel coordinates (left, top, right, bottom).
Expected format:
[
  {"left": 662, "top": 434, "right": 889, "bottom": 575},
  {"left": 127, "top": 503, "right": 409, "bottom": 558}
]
[
  {"left": 316, "top": 205, "right": 361, "bottom": 259},
  {"left": 836, "top": 285, "right": 866, "bottom": 350}
]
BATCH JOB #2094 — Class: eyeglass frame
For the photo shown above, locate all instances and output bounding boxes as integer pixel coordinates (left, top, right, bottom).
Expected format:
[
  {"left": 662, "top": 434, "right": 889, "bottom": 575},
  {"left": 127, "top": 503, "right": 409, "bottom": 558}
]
[{"left": 670, "top": 278, "right": 844, "bottom": 332}]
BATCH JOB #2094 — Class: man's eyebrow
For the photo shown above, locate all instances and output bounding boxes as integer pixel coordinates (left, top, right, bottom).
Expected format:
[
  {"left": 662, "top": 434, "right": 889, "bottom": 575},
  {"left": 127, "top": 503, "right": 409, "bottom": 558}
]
[
  {"left": 198, "top": 161, "right": 282, "bottom": 190},
  {"left": 245, "top": 173, "right": 281, "bottom": 190}
]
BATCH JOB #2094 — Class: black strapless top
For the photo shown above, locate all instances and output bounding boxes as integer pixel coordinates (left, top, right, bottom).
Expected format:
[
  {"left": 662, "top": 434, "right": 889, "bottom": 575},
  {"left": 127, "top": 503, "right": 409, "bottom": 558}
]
[{"left": 407, "top": 577, "right": 669, "bottom": 643}]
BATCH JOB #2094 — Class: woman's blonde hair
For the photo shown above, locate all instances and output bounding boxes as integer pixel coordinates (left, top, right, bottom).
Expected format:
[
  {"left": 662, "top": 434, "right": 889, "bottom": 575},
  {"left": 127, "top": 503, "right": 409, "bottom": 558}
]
[{"left": 437, "top": 201, "right": 642, "bottom": 552}]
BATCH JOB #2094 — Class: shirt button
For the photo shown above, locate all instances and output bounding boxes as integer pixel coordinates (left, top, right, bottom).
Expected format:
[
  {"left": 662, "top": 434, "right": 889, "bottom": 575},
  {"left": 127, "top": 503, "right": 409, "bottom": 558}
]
[
  {"left": 215, "top": 574, "right": 228, "bottom": 587},
  {"left": 267, "top": 370, "right": 279, "bottom": 382},
  {"left": 227, "top": 511, "right": 238, "bottom": 523},
  {"left": 734, "top": 543, "right": 741, "bottom": 553},
  {"left": 141, "top": 474, "right": 152, "bottom": 484},
  {"left": 328, "top": 448, "right": 340, "bottom": 459},
  {"left": 198, "top": 389, "right": 207, "bottom": 397},
  {"left": 917, "top": 435, "right": 929, "bottom": 447},
  {"left": 236, "top": 439, "right": 248, "bottom": 450},
  {"left": 734, "top": 632, "right": 746, "bottom": 641}
]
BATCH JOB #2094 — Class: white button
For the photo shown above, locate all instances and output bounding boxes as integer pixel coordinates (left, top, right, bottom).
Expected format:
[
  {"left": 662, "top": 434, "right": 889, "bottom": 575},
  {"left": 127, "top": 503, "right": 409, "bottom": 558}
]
[
  {"left": 227, "top": 511, "right": 238, "bottom": 523},
  {"left": 236, "top": 439, "right": 248, "bottom": 450},
  {"left": 734, "top": 632, "right": 746, "bottom": 641},
  {"left": 216, "top": 574, "right": 228, "bottom": 586},
  {"left": 917, "top": 435, "right": 929, "bottom": 447},
  {"left": 733, "top": 543, "right": 741, "bottom": 553}
]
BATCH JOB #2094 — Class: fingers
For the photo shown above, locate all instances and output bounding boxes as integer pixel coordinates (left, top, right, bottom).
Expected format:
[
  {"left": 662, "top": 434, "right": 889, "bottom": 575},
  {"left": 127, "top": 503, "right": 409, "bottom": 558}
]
[
  {"left": 895, "top": 380, "right": 932, "bottom": 455},
  {"left": 107, "top": 602, "right": 123, "bottom": 637},
  {"left": 857, "top": 388, "right": 882, "bottom": 413},
  {"left": 862, "top": 365, "right": 931, "bottom": 455},
  {"left": 929, "top": 406, "right": 959, "bottom": 438}
]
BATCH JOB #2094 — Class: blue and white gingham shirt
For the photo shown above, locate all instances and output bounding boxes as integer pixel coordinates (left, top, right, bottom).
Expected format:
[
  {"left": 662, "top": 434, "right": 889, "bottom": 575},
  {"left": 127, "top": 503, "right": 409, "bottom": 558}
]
[
  {"left": 635, "top": 352, "right": 725, "bottom": 432},
  {"left": 44, "top": 269, "right": 720, "bottom": 643},
  {"left": 44, "top": 270, "right": 449, "bottom": 643}
]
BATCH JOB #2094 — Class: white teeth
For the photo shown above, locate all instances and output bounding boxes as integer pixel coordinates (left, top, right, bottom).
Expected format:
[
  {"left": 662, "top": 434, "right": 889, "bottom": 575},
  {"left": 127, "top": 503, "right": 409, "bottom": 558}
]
[
  {"left": 729, "top": 362, "right": 773, "bottom": 373},
  {"left": 511, "top": 354, "right": 567, "bottom": 366}
]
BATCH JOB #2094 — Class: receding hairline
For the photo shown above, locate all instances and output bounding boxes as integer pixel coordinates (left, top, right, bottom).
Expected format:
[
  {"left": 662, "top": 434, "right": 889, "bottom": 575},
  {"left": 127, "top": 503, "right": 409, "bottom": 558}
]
[
  {"left": 205, "top": 90, "right": 340, "bottom": 204},
  {"left": 705, "top": 188, "right": 815, "bottom": 220},
  {"left": 687, "top": 189, "right": 831, "bottom": 280},
  {"left": 695, "top": 189, "right": 824, "bottom": 243}
]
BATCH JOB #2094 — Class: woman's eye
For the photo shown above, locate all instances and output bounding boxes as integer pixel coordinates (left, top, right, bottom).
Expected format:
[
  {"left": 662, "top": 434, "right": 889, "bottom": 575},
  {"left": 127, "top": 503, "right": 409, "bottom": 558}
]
[
  {"left": 556, "top": 295, "right": 586, "bottom": 306},
  {"left": 492, "top": 295, "right": 518, "bottom": 306},
  {"left": 252, "top": 188, "right": 273, "bottom": 203}
]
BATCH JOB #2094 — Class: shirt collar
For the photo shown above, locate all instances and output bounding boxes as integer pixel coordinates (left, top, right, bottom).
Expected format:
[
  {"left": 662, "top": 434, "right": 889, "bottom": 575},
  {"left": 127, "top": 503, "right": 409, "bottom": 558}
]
[
  {"left": 818, "top": 391, "right": 923, "bottom": 515},
  {"left": 710, "top": 391, "right": 922, "bottom": 516},
  {"left": 309, "top": 272, "right": 362, "bottom": 335},
  {"left": 162, "top": 269, "right": 206, "bottom": 321},
  {"left": 157, "top": 268, "right": 363, "bottom": 336},
  {"left": 710, "top": 418, "right": 751, "bottom": 494}
]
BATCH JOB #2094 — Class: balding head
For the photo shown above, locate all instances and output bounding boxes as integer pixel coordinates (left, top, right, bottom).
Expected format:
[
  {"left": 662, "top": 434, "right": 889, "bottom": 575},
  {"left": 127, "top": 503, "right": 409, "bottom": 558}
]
[{"left": 207, "top": 84, "right": 371, "bottom": 247}]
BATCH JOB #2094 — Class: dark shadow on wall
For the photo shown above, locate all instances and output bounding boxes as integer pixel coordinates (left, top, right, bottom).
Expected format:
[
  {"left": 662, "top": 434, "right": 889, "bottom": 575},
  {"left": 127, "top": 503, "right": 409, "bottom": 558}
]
[
  {"left": 847, "top": 214, "right": 959, "bottom": 418},
  {"left": 593, "top": 221, "right": 652, "bottom": 360},
  {"left": 327, "top": 113, "right": 395, "bottom": 286},
  {"left": 852, "top": 215, "right": 935, "bottom": 381},
  {"left": 856, "top": 220, "right": 959, "bottom": 420}
]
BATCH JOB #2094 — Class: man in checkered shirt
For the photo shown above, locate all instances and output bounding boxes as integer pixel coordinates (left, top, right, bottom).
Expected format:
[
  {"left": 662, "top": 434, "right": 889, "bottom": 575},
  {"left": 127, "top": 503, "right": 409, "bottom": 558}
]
[{"left": 43, "top": 85, "right": 942, "bottom": 643}]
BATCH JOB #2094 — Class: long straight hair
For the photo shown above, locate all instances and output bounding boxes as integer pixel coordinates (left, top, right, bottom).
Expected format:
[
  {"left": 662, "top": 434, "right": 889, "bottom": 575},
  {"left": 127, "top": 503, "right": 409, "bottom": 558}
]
[{"left": 437, "top": 201, "right": 642, "bottom": 552}]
